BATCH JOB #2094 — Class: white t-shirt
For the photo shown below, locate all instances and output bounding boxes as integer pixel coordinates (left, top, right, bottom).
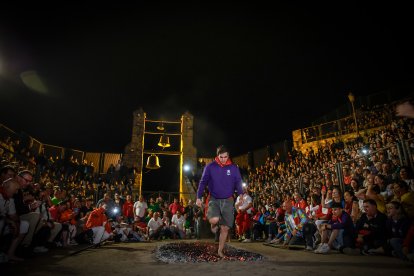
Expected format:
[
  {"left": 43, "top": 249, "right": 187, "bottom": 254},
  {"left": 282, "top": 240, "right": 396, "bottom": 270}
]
[
  {"left": 147, "top": 217, "right": 163, "bottom": 234},
  {"left": 171, "top": 214, "right": 185, "bottom": 230},
  {"left": 235, "top": 193, "right": 253, "bottom": 214},
  {"left": 133, "top": 201, "right": 148, "bottom": 218}
]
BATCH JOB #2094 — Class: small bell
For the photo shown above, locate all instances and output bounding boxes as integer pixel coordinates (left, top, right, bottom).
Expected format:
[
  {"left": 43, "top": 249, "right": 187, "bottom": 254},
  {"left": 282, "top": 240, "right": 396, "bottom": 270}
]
[{"left": 157, "top": 135, "right": 171, "bottom": 148}]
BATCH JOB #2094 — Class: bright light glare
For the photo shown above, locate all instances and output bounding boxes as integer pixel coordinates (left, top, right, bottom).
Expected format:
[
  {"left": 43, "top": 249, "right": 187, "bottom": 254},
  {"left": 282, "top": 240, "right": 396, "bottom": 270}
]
[
  {"left": 20, "top": 70, "right": 48, "bottom": 94},
  {"left": 183, "top": 164, "right": 191, "bottom": 172}
]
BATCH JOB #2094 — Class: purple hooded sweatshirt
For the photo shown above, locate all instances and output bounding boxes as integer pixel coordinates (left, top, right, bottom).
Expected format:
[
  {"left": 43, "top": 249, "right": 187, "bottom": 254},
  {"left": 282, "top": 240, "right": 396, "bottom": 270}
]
[{"left": 197, "top": 160, "right": 243, "bottom": 199}]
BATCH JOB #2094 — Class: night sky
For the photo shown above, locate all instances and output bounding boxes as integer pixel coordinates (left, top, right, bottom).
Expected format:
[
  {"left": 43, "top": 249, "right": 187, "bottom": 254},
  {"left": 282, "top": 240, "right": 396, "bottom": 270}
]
[{"left": 1, "top": 3, "right": 413, "bottom": 157}]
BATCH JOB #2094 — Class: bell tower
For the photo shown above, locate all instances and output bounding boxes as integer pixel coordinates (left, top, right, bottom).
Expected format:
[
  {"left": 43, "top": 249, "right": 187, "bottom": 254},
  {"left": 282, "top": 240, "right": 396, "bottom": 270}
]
[{"left": 123, "top": 109, "right": 197, "bottom": 201}]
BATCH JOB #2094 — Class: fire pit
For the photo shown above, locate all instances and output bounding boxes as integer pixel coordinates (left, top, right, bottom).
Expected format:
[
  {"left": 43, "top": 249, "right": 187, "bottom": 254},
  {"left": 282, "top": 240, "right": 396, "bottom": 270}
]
[{"left": 155, "top": 241, "right": 264, "bottom": 263}]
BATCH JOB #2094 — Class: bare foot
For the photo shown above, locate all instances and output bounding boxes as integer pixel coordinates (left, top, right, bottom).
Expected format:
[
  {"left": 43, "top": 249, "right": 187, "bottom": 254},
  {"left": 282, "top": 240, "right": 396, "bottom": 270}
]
[{"left": 217, "top": 250, "right": 225, "bottom": 258}]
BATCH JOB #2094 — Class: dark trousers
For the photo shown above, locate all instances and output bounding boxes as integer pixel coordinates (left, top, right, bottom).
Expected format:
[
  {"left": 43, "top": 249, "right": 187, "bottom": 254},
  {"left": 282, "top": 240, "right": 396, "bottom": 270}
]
[{"left": 302, "top": 222, "right": 317, "bottom": 247}]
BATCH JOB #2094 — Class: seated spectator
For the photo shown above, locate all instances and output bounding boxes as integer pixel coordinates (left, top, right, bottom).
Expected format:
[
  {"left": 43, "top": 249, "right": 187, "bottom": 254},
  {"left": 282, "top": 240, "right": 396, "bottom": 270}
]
[
  {"left": 252, "top": 206, "right": 268, "bottom": 241},
  {"left": 314, "top": 201, "right": 355, "bottom": 254},
  {"left": 366, "top": 179, "right": 386, "bottom": 214},
  {"left": 32, "top": 187, "right": 62, "bottom": 253},
  {"left": 13, "top": 170, "right": 41, "bottom": 248},
  {"left": 147, "top": 212, "right": 164, "bottom": 240},
  {"left": 321, "top": 187, "right": 333, "bottom": 209},
  {"left": 265, "top": 205, "right": 277, "bottom": 242},
  {"left": 113, "top": 219, "right": 145, "bottom": 242},
  {"left": 394, "top": 180, "right": 414, "bottom": 220},
  {"left": 398, "top": 166, "right": 414, "bottom": 192},
  {"left": 170, "top": 211, "right": 185, "bottom": 239},
  {"left": 282, "top": 200, "right": 312, "bottom": 249},
  {"left": 310, "top": 194, "right": 332, "bottom": 245},
  {"left": 344, "top": 190, "right": 360, "bottom": 224},
  {"left": 59, "top": 201, "right": 78, "bottom": 246},
  {"left": 0, "top": 178, "right": 29, "bottom": 262},
  {"left": 183, "top": 213, "right": 192, "bottom": 238},
  {"left": 145, "top": 209, "right": 154, "bottom": 223},
  {"left": 385, "top": 201, "right": 411, "bottom": 259},
  {"left": 85, "top": 203, "right": 112, "bottom": 245},
  {"left": 344, "top": 199, "right": 387, "bottom": 255},
  {"left": 294, "top": 192, "right": 307, "bottom": 210},
  {"left": 269, "top": 209, "right": 286, "bottom": 244},
  {"left": 330, "top": 187, "right": 345, "bottom": 208}
]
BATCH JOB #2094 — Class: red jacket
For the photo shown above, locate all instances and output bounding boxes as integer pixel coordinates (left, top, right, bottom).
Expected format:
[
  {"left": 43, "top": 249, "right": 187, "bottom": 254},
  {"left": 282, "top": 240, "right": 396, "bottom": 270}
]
[
  {"left": 86, "top": 207, "right": 111, "bottom": 233},
  {"left": 314, "top": 204, "right": 332, "bottom": 220}
]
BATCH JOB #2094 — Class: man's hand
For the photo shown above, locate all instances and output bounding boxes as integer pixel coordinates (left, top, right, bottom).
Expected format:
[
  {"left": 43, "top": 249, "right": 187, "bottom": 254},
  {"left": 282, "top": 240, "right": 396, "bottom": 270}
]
[{"left": 196, "top": 198, "right": 202, "bottom": 207}]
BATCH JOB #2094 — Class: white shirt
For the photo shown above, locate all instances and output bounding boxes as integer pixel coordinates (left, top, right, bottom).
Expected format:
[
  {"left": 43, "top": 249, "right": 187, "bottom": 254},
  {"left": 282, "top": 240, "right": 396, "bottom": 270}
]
[
  {"left": 147, "top": 217, "right": 163, "bottom": 234},
  {"left": 235, "top": 193, "right": 253, "bottom": 214},
  {"left": 133, "top": 201, "right": 148, "bottom": 218},
  {"left": 171, "top": 214, "right": 185, "bottom": 230}
]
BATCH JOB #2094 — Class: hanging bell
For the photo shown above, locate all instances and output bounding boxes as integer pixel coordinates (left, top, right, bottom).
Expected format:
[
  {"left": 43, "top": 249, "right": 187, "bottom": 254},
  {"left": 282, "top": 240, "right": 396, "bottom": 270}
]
[
  {"left": 157, "top": 135, "right": 171, "bottom": 148},
  {"left": 156, "top": 122, "right": 165, "bottom": 131},
  {"left": 146, "top": 154, "right": 161, "bottom": 169}
]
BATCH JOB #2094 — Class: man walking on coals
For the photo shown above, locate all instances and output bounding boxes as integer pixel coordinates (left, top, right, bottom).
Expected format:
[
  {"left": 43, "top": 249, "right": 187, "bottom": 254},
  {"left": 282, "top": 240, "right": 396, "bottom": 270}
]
[{"left": 196, "top": 145, "right": 244, "bottom": 257}]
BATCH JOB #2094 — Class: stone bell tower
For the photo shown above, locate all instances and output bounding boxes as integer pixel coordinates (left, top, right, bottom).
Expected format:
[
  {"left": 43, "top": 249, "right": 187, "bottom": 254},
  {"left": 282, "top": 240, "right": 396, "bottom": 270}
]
[{"left": 123, "top": 109, "right": 197, "bottom": 200}]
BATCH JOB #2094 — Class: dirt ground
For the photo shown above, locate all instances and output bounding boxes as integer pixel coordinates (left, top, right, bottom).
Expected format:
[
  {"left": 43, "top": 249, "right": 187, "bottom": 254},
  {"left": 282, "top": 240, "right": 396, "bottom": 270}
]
[{"left": 2, "top": 239, "right": 413, "bottom": 276}]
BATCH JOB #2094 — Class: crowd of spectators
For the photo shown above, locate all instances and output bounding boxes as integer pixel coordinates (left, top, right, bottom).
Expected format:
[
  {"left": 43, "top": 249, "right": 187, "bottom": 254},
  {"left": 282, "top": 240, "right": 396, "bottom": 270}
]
[
  {"left": 237, "top": 101, "right": 413, "bottom": 263},
  {"left": 302, "top": 104, "right": 394, "bottom": 142},
  {"left": 1, "top": 100, "right": 414, "bottom": 265},
  {"left": 0, "top": 134, "right": 204, "bottom": 264}
]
